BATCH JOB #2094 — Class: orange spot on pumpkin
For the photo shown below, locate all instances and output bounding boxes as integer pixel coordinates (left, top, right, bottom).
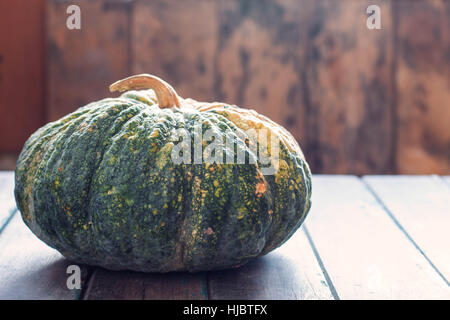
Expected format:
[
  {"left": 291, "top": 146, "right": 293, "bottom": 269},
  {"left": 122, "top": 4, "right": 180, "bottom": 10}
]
[{"left": 255, "top": 181, "right": 267, "bottom": 196}]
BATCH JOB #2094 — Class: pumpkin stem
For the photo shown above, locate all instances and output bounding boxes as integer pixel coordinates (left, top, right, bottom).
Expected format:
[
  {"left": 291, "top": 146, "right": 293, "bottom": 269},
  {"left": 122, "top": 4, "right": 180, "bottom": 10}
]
[{"left": 109, "top": 74, "right": 181, "bottom": 108}]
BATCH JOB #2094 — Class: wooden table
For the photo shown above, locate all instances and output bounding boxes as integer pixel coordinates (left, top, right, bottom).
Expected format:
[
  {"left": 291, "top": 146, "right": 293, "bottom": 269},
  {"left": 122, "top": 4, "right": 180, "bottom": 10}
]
[{"left": 0, "top": 171, "right": 449, "bottom": 300}]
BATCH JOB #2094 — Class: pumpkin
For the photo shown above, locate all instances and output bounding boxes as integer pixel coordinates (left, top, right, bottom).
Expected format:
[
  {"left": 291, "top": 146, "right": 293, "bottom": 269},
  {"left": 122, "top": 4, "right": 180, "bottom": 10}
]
[{"left": 14, "top": 74, "right": 312, "bottom": 272}]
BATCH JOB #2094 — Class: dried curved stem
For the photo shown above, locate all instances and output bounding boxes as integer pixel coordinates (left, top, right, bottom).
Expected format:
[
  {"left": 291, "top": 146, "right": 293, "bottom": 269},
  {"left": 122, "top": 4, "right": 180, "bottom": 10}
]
[{"left": 109, "top": 74, "right": 181, "bottom": 108}]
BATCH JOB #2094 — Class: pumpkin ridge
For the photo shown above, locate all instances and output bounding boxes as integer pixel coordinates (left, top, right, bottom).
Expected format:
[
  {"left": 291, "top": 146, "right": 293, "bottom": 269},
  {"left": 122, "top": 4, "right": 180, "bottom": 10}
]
[
  {"left": 81, "top": 105, "right": 137, "bottom": 247},
  {"left": 86, "top": 104, "right": 165, "bottom": 264},
  {"left": 15, "top": 105, "right": 109, "bottom": 252},
  {"left": 82, "top": 103, "right": 152, "bottom": 259},
  {"left": 24, "top": 101, "right": 141, "bottom": 258}
]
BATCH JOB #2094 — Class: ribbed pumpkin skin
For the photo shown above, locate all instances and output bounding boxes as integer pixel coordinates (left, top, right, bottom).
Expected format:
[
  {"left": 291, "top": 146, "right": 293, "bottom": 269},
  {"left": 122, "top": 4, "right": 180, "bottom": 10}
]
[{"left": 15, "top": 90, "right": 312, "bottom": 272}]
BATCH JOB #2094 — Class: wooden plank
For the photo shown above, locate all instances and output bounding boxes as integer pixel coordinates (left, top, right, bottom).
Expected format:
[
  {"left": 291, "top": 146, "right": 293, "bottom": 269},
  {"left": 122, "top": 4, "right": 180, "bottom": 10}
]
[
  {"left": 363, "top": 175, "right": 450, "bottom": 283},
  {"left": 84, "top": 269, "right": 208, "bottom": 300},
  {"left": 131, "top": 0, "right": 395, "bottom": 176},
  {"left": 0, "top": 171, "right": 16, "bottom": 233},
  {"left": 217, "top": 0, "right": 394, "bottom": 174},
  {"left": 301, "top": 0, "right": 394, "bottom": 174},
  {"left": 0, "top": 214, "right": 90, "bottom": 299},
  {"left": 208, "top": 226, "right": 334, "bottom": 300},
  {"left": 214, "top": 0, "right": 310, "bottom": 142},
  {"left": 0, "top": 0, "right": 45, "bottom": 153},
  {"left": 394, "top": 0, "right": 450, "bottom": 174},
  {"left": 46, "top": 0, "right": 131, "bottom": 121},
  {"left": 306, "top": 175, "right": 450, "bottom": 299},
  {"left": 132, "top": 0, "right": 218, "bottom": 102}
]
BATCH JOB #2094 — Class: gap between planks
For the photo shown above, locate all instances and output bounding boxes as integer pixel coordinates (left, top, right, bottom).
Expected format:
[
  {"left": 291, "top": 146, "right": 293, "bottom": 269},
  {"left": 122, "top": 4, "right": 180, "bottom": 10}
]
[
  {"left": 305, "top": 175, "right": 449, "bottom": 299},
  {"left": 363, "top": 175, "right": 450, "bottom": 286},
  {"left": 205, "top": 227, "right": 334, "bottom": 300}
]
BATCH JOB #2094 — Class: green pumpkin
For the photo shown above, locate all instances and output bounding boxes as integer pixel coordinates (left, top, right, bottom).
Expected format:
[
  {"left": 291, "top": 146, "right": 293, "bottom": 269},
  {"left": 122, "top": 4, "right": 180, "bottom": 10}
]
[{"left": 14, "top": 74, "right": 312, "bottom": 272}]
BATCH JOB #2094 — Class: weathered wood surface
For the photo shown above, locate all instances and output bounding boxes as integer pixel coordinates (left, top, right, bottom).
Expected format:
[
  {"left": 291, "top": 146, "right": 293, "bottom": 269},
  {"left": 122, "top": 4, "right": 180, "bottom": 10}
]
[
  {"left": 38, "top": 0, "right": 450, "bottom": 175},
  {"left": 207, "top": 226, "right": 334, "bottom": 300},
  {"left": 300, "top": 0, "right": 394, "bottom": 175},
  {"left": 363, "top": 175, "right": 450, "bottom": 284},
  {"left": 46, "top": 0, "right": 131, "bottom": 121},
  {"left": 84, "top": 269, "right": 208, "bottom": 300},
  {"left": 394, "top": 0, "right": 450, "bottom": 174},
  {"left": 133, "top": 0, "right": 395, "bottom": 175},
  {"left": 305, "top": 175, "right": 450, "bottom": 299},
  {"left": 132, "top": 0, "right": 218, "bottom": 103},
  {"left": 1, "top": 173, "right": 450, "bottom": 299},
  {"left": 213, "top": 0, "right": 310, "bottom": 140}
]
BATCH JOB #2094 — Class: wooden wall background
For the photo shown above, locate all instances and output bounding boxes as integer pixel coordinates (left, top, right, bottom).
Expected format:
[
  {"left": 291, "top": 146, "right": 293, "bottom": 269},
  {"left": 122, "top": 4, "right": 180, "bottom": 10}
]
[
  {"left": 0, "top": 0, "right": 45, "bottom": 156},
  {"left": 0, "top": 0, "right": 449, "bottom": 174}
]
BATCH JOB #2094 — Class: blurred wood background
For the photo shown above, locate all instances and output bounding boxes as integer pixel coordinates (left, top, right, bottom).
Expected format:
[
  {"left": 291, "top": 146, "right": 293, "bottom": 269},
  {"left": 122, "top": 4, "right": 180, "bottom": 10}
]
[{"left": 0, "top": 0, "right": 449, "bottom": 174}]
